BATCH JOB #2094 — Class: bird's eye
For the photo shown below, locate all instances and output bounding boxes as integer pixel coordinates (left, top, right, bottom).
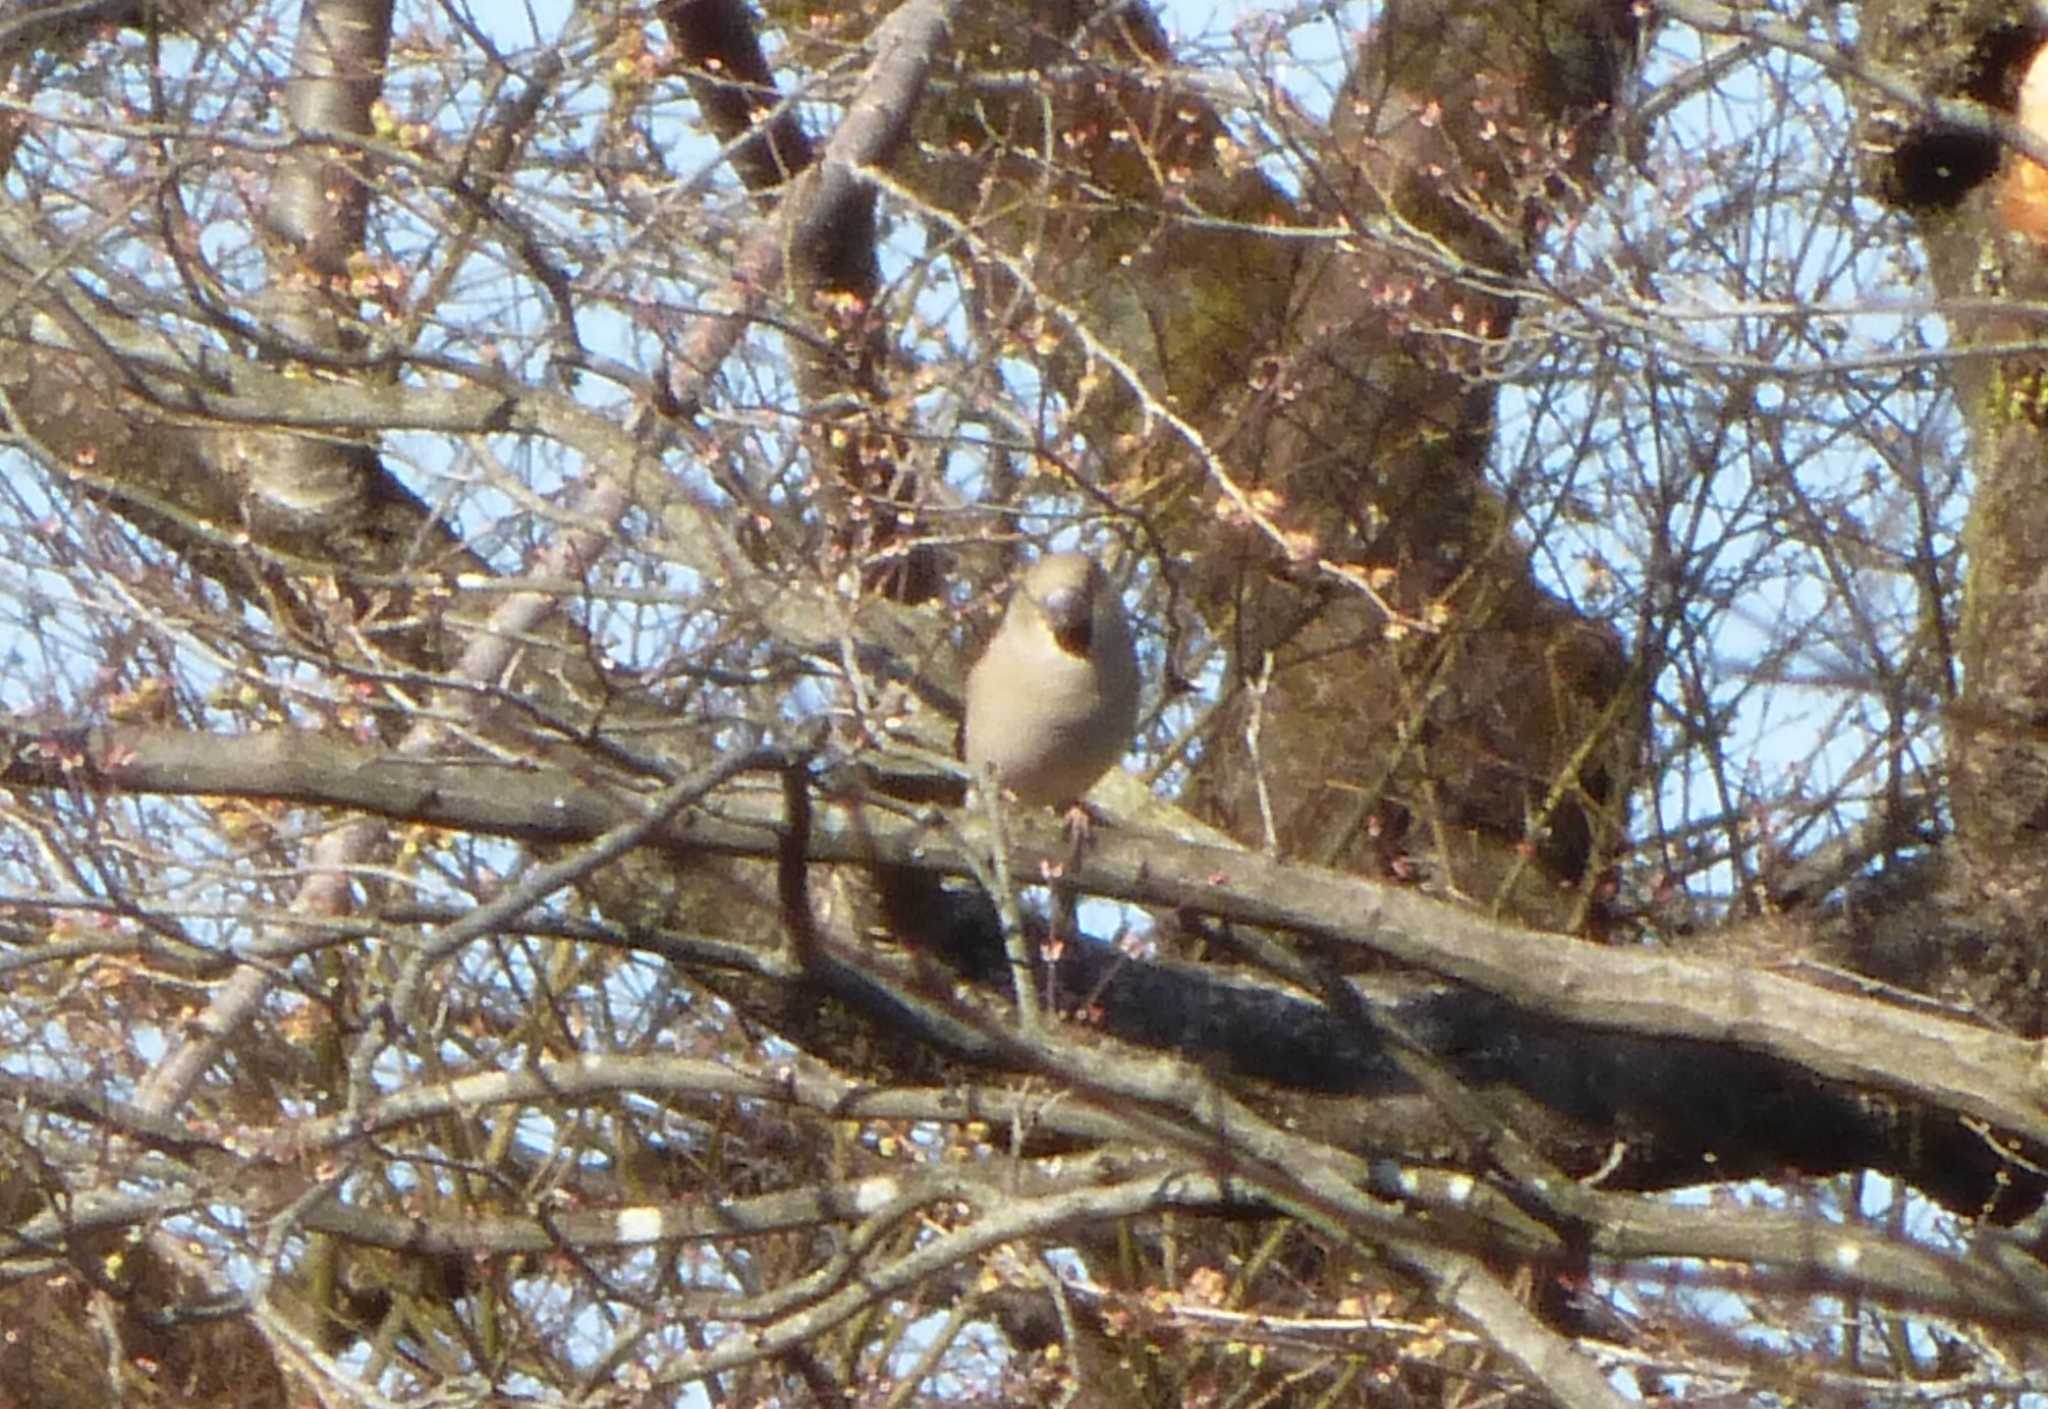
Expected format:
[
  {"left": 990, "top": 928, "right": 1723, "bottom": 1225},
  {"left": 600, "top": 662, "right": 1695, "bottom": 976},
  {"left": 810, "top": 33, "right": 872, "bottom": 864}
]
[
  {"left": 1052, "top": 617, "right": 1093, "bottom": 654},
  {"left": 1035, "top": 586, "right": 1093, "bottom": 654}
]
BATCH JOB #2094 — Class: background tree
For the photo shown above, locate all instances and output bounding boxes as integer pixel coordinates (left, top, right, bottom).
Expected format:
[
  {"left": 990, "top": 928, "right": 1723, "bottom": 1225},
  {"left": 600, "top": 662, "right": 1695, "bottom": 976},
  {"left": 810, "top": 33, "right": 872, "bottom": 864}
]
[{"left": 0, "top": 0, "right": 2041, "bottom": 1406}]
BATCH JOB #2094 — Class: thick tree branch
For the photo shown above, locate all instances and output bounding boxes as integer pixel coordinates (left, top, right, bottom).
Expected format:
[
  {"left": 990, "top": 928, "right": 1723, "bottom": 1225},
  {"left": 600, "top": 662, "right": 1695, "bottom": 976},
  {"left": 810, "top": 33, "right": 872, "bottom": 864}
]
[{"left": 5, "top": 716, "right": 2039, "bottom": 1216}]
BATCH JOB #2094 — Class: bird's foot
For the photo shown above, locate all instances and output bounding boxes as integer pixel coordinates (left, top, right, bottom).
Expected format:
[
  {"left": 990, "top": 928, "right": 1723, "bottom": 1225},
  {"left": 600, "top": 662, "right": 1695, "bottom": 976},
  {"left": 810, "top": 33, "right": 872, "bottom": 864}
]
[{"left": 1060, "top": 799, "right": 1110, "bottom": 848}]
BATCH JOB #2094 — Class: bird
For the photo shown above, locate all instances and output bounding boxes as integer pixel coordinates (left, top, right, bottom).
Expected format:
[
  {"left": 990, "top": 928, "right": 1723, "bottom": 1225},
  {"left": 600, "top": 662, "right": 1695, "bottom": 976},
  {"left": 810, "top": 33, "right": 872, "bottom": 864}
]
[{"left": 963, "top": 551, "right": 1141, "bottom": 809}]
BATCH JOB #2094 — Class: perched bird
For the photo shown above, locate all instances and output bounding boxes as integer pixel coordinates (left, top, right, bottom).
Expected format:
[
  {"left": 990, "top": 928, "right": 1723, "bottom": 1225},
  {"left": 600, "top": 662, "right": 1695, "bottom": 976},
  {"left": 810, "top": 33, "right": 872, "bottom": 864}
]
[{"left": 964, "top": 552, "right": 1141, "bottom": 807}]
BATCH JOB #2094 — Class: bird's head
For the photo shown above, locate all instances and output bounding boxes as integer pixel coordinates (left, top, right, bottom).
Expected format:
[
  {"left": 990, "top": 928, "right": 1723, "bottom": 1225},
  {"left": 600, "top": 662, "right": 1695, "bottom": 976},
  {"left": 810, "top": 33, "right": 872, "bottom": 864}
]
[{"left": 1015, "top": 552, "right": 1105, "bottom": 657}]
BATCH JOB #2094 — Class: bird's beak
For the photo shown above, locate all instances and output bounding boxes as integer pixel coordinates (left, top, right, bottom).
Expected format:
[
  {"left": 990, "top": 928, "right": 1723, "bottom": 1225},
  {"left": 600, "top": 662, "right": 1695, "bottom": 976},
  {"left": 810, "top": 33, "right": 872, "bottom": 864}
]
[{"left": 1037, "top": 587, "right": 1093, "bottom": 655}]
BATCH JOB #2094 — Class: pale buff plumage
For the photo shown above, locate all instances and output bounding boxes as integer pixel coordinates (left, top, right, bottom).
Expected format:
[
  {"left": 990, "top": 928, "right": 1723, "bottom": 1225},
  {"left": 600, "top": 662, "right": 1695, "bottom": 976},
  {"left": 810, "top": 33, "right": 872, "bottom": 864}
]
[
  {"left": 963, "top": 553, "right": 1140, "bottom": 806},
  {"left": 2003, "top": 42, "right": 2048, "bottom": 242}
]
